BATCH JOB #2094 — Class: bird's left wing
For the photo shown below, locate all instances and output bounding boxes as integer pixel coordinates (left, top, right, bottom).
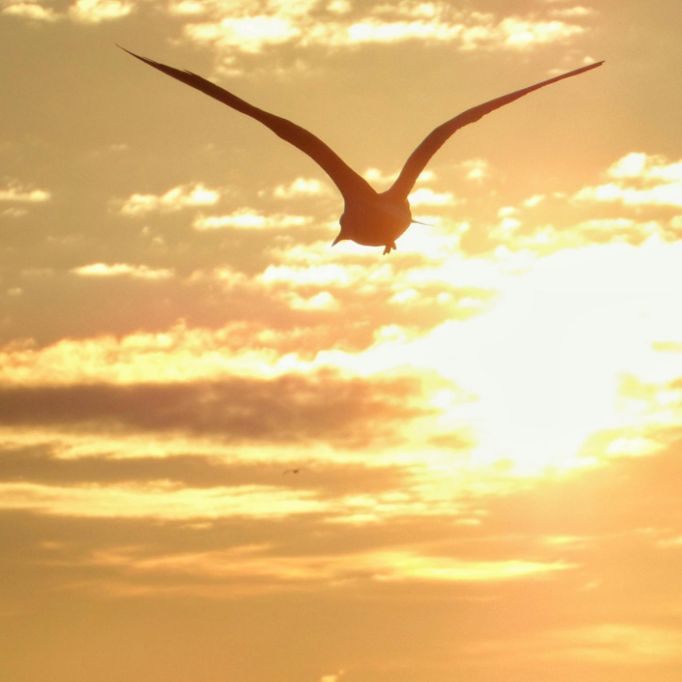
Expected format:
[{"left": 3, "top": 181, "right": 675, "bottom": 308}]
[
  {"left": 120, "top": 47, "right": 374, "bottom": 202},
  {"left": 388, "top": 61, "right": 604, "bottom": 199}
]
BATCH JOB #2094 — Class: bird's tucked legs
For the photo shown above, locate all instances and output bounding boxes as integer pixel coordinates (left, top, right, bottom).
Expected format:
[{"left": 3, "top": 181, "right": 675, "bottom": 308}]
[{"left": 383, "top": 241, "right": 397, "bottom": 255}]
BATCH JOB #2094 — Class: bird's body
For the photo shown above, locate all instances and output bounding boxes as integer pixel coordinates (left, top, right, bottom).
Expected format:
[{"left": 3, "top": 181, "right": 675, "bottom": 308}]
[
  {"left": 121, "top": 47, "right": 603, "bottom": 254},
  {"left": 339, "top": 191, "right": 412, "bottom": 253}
]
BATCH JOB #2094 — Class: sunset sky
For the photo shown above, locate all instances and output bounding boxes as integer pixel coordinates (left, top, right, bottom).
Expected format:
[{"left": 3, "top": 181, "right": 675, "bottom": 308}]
[{"left": 1, "top": 1, "right": 681, "bottom": 680}]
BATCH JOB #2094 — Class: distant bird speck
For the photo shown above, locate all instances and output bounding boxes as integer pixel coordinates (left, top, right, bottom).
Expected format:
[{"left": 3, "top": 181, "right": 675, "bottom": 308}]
[
  {"left": 120, "top": 47, "right": 603, "bottom": 255},
  {"left": 283, "top": 468, "right": 301, "bottom": 475}
]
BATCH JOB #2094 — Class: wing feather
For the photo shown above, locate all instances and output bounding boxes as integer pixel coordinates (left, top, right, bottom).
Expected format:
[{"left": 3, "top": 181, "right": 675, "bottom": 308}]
[
  {"left": 120, "top": 47, "right": 374, "bottom": 202},
  {"left": 389, "top": 61, "right": 604, "bottom": 199}
]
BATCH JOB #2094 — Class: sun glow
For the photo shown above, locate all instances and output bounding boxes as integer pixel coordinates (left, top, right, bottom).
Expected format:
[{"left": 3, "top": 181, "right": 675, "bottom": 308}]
[{"left": 416, "top": 240, "right": 682, "bottom": 475}]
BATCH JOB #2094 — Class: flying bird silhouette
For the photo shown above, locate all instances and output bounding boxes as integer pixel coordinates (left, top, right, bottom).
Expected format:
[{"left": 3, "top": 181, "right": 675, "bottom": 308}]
[{"left": 121, "top": 47, "right": 602, "bottom": 255}]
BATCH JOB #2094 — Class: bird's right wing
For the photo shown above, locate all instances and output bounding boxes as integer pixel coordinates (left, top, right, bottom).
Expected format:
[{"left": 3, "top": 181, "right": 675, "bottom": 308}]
[
  {"left": 388, "top": 61, "right": 604, "bottom": 199},
  {"left": 120, "top": 47, "right": 374, "bottom": 202}
]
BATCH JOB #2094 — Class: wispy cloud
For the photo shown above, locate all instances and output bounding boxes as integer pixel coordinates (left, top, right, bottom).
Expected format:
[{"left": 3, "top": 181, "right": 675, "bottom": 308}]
[
  {"left": 58, "top": 542, "right": 575, "bottom": 593},
  {"left": 0, "top": 375, "right": 423, "bottom": 445},
  {"left": 319, "top": 671, "right": 345, "bottom": 682},
  {"left": 0, "top": 481, "right": 325, "bottom": 520},
  {"left": 70, "top": 263, "right": 174, "bottom": 280},
  {"left": 193, "top": 209, "right": 312, "bottom": 230},
  {"left": 548, "top": 5, "right": 595, "bottom": 19}
]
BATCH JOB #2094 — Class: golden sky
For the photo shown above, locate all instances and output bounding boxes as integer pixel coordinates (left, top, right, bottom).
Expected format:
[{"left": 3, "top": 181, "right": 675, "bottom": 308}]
[{"left": 1, "top": 1, "right": 681, "bottom": 680}]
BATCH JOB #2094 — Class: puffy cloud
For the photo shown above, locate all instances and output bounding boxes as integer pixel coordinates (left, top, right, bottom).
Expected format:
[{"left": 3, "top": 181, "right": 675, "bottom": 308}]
[
  {"left": 184, "top": 15, "right": 300, "bottom": 53},
  {"left": 1, "top": 1, "right": 58, "bottom": 21},
  {"left": 273, "top": 177, "right": 329, "bottom": 199},
  {"left": 408, "top": 187, "right": 459, "bottom": 207},
  {"left": 325, "top": 0, "right": 349, "bottom": 14},
  {"left": 258, "top": 263, "right": 355, "bottom": 288},
  {"left": 306, "top": 15, "right": 585, "bottom": 50},
  {"left": 461, "top": 158, "right": 490, "bottom": 182},
  {"left": 68, "top": 0, "right": 132, "bottom": 23},
  {"left": 167, "top": 0, "right": 205, "bottom": 16},
  {"left": 574, "top": 152, "right": 682, "bottom": 208},
  {"left": 179, "top": 4, "right": 589, "bottom": 54},
  {"left": 119, "top": 183, "right": 220, "bottom": 216},
  {"left": 279, "top": 290, "right": 340, "bottom": 311},
  {"left": 2, "top": 0, "right": 133, "bottom": 22},
  {"left": 0, "top": 180, "right": 51, "bottom": 203}
]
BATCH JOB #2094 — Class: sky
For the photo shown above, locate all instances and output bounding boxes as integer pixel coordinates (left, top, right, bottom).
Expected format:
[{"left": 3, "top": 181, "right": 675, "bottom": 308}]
[{"left": 1, "top": 1, "right": 681, "bottom": 680}]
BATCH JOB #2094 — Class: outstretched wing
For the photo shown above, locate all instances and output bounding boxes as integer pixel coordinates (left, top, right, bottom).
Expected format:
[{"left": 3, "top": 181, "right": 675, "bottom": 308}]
[
  {"left": 389, "top": 61, "right": 604, "bottom": 199},
  {"left": 120, "top": 47, "right": 374, "bottom": 202}
]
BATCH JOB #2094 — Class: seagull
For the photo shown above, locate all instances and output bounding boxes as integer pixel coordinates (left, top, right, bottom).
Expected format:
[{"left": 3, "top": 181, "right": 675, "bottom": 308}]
[{"left": 121, "top": 47, "right": 603, "bottom": 255}]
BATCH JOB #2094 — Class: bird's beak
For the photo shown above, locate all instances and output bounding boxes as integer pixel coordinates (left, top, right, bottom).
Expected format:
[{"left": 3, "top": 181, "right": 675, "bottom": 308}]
[{"left": 332, "top": 232, "right": 343, "bottom": 246}]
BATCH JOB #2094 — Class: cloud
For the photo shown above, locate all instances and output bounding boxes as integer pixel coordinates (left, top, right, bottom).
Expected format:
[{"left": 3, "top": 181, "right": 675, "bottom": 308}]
[
  {"left": 465, "top": 619, "right": 682, "bottom": 667},
  {"left": 319, "top": 671, "right": 345, "bottom": 682},
  {"left": 0, "top": 322, "right": 334, "bottom": 386},
  {"left": 167, "top": 0, "right": 205, "bottom": 16},
  {"left": 408, "top": 187, "right": 459, "bottom": 207},
  {"left": 325, "top": 0, "right": 349, "bottom": 14},
  {"left": 68, "top": 0, "right": 132, "bottom": 23},
  {"left": 574, "top": 152, "right": 682, "bottom": 208},
  {"left": 548, "top": 5, "right": 594, "bottom": 19},
  {"left": 184, "top": 15, "right": 301, "bottom": 53},
  {"left": 321, "top": 16, "right": 585, "bottom": 50},
  {"left": 70, "top": 263, "right": 174, "bottom": 280},
  {"left": 1, "top": 1, "right": 58, "bottom": 21},
  {"left": 0, "top": 375, "right": 425, "bottom": 445},
  {"left": 193, "top": 210, "right": 312, "bottom": 231},
  {"left": 0, "top": 444, "right": 406, "bottom": 494},
  {"left": 369, "top": 552, "right": 574, "bottom": 583},
  {"left": 555, "top": 624, "right": 682, "bottom": 664},
  {"left": 179, "top": 4, "right": 589, "bottom": 54},
  {"left": 461, "top": 158, "right": 490, "bottom": 182},
  {"left": 273, "top": 177, "right": 330, "bottom": 199},
  {"left": 2, "top": 0, "right": 133, "bottom": 22},
  {"left": 50, "top": 541, "right": 575, "bottom": 594},
  {"left": 280, "top": 290, "right": 339, "bottom": 311},
  {"left": 119, "top": 183, "right": 220, "bottom": 216},
  {"left": 0, "top": 180, "right": 51, "bottom": 203},
  {"left": 258, "top": 263, "right": 355, "bottom": 288},
  {"left": 0, "top": 481, "right": 325, "bottom": 520}
]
